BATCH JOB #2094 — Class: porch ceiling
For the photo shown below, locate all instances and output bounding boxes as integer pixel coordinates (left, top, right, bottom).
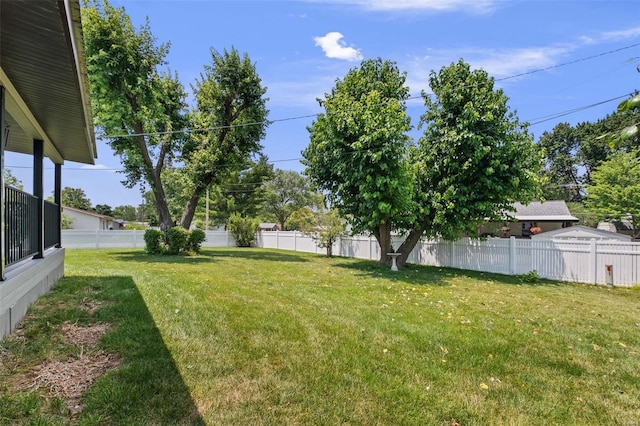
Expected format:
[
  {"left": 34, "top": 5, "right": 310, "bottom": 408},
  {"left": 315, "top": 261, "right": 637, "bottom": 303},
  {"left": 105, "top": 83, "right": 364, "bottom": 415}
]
[{"left": 0, "top": 0, "right": 96, "bottom": 165}]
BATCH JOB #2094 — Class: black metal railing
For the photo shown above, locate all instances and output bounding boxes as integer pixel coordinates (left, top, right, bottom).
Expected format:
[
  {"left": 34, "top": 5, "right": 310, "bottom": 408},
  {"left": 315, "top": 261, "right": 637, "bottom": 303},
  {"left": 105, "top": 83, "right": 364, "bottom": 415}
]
[
  {"left": 4, "top": 186, "right": 60, "bottom": 266},
  {"left": 44, "top": 199, "right": 59, "bottom": 249}
]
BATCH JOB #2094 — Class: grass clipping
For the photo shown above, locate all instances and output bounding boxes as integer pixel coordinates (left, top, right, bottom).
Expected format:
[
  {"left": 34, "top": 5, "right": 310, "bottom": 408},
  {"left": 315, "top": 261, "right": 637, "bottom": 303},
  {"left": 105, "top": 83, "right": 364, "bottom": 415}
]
[{"left": 10, "top": 322, "right": 121, "bottom": 413}]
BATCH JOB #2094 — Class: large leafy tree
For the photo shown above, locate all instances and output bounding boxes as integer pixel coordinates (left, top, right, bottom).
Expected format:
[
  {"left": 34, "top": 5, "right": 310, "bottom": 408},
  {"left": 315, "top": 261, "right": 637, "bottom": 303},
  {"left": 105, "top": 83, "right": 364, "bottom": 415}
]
[
  {"left": 303, "top": 58, "right": 414, "bottom": 263},
  {"left": 179, "top": 47, "right": 269, "bottom": 229},
  {"left": 537, "top": 123, "right": 583, "bottom": 201},
  {"left": 261, "top": 169, "right": 320, "bottom": 230},
  {"left": 304, "top": 59, "right": 542, "bottom": 267},
  {"left": 586, "top": 150, "right": 640, "bottom": 238},
  {"left": 82, "top": 0, "right": 188, "bottom": 230},
  {"left": 61, "top": 187, "right": 92, "bottom": 210},
  {"left": 537, "top": 105, "right": 640, "bottom": 202}
]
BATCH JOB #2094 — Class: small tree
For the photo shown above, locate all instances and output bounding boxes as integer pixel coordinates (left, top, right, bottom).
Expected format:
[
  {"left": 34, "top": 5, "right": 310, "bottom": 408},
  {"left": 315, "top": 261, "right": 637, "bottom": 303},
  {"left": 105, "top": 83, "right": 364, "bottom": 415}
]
[
  {"left": 227, "top": 213, "right": 258, "bottom": 247},
  {"left": 306, "top": 210, "right": 347, "bottom": 258}
]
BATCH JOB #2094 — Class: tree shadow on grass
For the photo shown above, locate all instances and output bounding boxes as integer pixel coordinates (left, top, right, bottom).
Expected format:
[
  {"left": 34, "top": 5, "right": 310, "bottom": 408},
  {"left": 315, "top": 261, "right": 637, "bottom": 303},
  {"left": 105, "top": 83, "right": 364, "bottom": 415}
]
[
  {"left": 204, "top": 248, "right": 310, "bottom": 263},
  {"left": 105, "top": 248, "right": 310, "bottom": 264},
  {"left": 336, "top": 259, "right": 567, "bottom": 287},
  {"left": 80, "top": 275, "right": 205, "bottom": 424}
]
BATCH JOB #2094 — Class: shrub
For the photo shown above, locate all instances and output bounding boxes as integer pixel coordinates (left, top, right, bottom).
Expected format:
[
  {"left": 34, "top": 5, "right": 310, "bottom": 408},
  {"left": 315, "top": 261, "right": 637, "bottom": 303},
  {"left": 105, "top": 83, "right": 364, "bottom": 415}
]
[
  {"left": 187, "top": 229, "right": 206, "bottom": 253},
  {"left": 144, "top": 229, "right": 165, "bottom": 254},
  {"left": 166, "top": 227, "right": 190, "bottom": 254},
  {"left": 227, "top": 213, "right": 258, "bottom": 247},
  {"left": 520, "top": 270, "right": 541, "bottom": 284}
]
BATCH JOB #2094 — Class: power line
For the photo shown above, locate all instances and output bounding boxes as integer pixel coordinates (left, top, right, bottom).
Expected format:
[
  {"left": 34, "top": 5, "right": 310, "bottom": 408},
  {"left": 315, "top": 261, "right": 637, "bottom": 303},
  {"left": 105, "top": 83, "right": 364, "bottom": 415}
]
[{"left": 100, "top": 43, "right": 640, "bottom": 139}]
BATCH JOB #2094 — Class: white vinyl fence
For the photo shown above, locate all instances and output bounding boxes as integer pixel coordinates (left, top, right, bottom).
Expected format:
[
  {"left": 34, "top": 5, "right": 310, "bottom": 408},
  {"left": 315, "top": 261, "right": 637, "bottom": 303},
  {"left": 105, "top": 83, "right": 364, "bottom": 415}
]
[{"left": 61, "top": 230, "right": 640, "bottom": 287}]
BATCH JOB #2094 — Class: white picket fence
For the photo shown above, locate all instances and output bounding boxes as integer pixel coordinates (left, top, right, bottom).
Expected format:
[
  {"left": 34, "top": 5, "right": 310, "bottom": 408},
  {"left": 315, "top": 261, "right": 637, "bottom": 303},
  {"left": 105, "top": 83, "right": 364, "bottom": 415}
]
[{"left": 61, "top": 230, "right": 640, "bottom": 287}]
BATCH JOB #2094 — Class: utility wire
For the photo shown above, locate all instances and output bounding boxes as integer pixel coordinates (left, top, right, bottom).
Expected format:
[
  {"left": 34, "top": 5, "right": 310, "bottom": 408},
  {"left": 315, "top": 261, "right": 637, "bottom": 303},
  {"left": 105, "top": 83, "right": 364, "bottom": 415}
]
[{"left": 101, "top": 43, "right": 640, "bottom": 139}]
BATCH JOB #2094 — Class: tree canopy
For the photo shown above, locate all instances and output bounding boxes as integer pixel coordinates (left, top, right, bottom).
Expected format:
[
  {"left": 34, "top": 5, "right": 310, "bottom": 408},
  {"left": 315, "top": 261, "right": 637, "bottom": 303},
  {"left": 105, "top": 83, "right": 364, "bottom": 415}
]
[
  {"left": 261, "top": 169, "right": 320, "bottom": 231},
  {"left": 304, "top": 58, "right": 542, "bottom": 267},
  {"left": 82, "top": 0, "right": 269, "bottom": 231},
  {"left": 61, "top": 187, "right": 92, "bottom": 210},
  {"left": 586, "top": 150, "right": 640, "bottom": 238}
]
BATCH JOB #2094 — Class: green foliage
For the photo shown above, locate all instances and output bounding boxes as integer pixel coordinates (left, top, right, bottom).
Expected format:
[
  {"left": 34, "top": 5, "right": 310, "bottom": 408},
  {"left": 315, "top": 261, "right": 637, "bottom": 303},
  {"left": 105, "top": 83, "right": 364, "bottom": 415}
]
[
  {"left": 124, "top": 222, "right": 147, "bottom": 230},
  {"left": 566, "top": 202, "right": 599, "bottom": 228},
  {"left": 94, "top": 204, "right": 113, "bottom": 217},
  {"left": 4, "top": 169, "right": 23, "bottom": 190},
  {"left": 143, "top": 229, "right": 165, "bottom": 254},
  {"left": 415, "top": 60, "right": 543, "bottom": 241},
  {"left": 585, "top": 150, "right": 640, "bottom": 238},
  {"left": 306, "top": 209, "right": 347, "bottom": 257},
  {"left": 227, "top": 213, "right": 258, "bottom": 247},
  {"left": 113, "top": 205, "right": 138, "bottom": 221},
  {"left": 519, "top": 270, "right": 541, "bottom": 284},
  {"left": 61, "top": 187, "right": 92, "bottom": 210},
  {"left": 187, "top": 229, "right": 207, "bottom": 254},
  {"left": 166, "top": 227, "right": 190, "bottom": 254},
  {"left": 303, "top": 58, "right": 414, "bottom": 238},
  {"left": 285, "top": 207, "right": 316, "bottom": 231},
  {"left": 305, "top": 58, "right": 543, "bottom": 266},
  {"left": 61, "top": 213, "right": 73, "bottom": 229},
  {"left": 180, "top": 47, "right": 269, "bottom": 229},
  {"left": 82, "top": 0, "right": 189, "bottom": 230},
  {"left": 261, "top": 169, "right": 320, "bottom": 230},
  {"left": 538, "top": 102, "right": 640, "bottom": 201},
  {"left": 193, "top": 155, "right": 274, "bottom": 227}
]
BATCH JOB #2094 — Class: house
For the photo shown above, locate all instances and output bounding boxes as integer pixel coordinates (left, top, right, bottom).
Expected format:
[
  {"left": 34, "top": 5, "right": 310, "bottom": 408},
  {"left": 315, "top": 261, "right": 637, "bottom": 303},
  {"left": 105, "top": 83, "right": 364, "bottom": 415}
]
[
  {"left": 480, "top": 200, "right": 579, "bottom": 238},
  {"left": 62, "top": 206, "right": 123, "bottom": 230},
  {"left": 0, "top": 0, "right": 96, "bottom": 338},
  {"left": 531, "top": 225, "right": 632, "bottom": 242},
  {"left": 258, "top": 223, "right": 280, "bottom": 232}
]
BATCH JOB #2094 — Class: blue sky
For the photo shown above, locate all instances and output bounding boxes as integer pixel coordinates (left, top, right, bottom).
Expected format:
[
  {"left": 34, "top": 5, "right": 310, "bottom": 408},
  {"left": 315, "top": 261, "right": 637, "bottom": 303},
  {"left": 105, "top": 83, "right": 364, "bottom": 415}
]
[{"left": 7, "top": 0, "right": 640, "bottom": 208}]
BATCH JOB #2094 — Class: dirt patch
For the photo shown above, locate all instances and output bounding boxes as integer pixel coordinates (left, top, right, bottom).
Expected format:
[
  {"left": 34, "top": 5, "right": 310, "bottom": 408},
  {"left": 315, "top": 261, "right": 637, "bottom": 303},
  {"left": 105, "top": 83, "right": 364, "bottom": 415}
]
[
  {"left": 8, "top": 321, "right": 121, "bottom": 416},
  {"left": 61, "top": 322, "right": 111, "bottom": 347}
]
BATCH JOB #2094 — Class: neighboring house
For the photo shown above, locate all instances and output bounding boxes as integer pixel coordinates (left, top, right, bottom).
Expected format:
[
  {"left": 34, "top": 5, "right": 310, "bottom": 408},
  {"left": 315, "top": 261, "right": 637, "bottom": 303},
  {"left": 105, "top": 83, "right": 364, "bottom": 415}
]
[
  {"left": 480, "top": 200, "right": 579, "bottom": 238},
  {"left": 62, "top": 206, "right": 123, "bottom": 230},
  {"left": 531, "top": 225, "right": 632, "bottom": 242},
  {"left": 259, "top": 223, "right": 280, "bottom": 232},
  {"left": 1, "top": 0, "right": 97, "bottom": 338}
]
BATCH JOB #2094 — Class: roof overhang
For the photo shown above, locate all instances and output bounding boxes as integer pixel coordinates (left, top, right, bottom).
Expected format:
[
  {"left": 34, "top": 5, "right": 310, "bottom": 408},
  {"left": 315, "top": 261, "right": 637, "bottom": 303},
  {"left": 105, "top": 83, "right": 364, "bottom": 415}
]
[
  {"left": 0, "top": 0, "right": 96, "bottom": 165},
  {"left": 515, "top": 215, "right": 579, "bottom": 222}
]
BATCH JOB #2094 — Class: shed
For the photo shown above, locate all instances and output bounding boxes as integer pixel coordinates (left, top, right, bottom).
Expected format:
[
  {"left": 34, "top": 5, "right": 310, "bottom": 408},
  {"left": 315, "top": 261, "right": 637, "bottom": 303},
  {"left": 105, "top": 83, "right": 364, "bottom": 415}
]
[{"left": 531, "top": 225, "right": 632, "bottom": 241}]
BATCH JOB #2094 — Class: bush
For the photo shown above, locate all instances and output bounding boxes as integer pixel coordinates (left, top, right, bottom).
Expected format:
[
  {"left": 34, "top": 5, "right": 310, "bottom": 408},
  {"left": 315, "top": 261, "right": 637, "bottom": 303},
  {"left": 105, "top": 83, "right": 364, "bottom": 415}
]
[
  {"left": 144, "top": 229, "right": 165, "bottom": 254},
  {"left": 227, "top": 213, "right": 258, "bottom": 247},
  {"left": 166, "top": 227, "right": 190, "bottom": 254},
  {"left": 187, "top": 229, "right": 206, "bottom": 253}
]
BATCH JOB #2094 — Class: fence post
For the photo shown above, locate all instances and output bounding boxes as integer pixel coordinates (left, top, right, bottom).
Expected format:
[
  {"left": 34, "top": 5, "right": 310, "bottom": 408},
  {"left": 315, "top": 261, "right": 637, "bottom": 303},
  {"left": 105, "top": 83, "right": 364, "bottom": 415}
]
[
  {"left": 589, "top": 239, "right": 597, "bottom": 284},
  {"left": 95, "top": 229, "right": 100, "bottom": 249},
  {"left": 449, "top": 240, "right": 455, "bottom": 268},
  {"left": 294, "top": 231, "right": 297, "bottom": 252},
  {"left": 509, "top": 236, "right": 516, "bottom": 275}
]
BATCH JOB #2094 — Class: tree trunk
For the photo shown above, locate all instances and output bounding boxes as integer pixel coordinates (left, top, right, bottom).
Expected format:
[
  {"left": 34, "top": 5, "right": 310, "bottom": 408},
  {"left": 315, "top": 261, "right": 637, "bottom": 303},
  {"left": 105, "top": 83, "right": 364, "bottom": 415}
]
[
  {"left": 179, "top": 192, "right": 201, "bottom": 230},
  {"left": 395, "top": 223, "right": 429, "bottom": 268},
  {"left": 373, "top": 222, "right": 393, "bottom": 265},
  {"left": 326, "top": 244, "right": 333, "bottom": 258},
  {"left": 130, "top": 131, "right": 173, "bottom": 231}
]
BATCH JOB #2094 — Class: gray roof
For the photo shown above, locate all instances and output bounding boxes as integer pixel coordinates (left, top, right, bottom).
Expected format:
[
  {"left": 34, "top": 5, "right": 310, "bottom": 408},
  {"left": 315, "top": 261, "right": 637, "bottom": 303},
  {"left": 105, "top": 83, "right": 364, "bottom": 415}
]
[
  {"left": 512, "top": 200, "right": 579, "bottom": 222},
  {"left": 531, "top": 225, "right": 632, "bottom": 241},
  {"left": 1, "top": 0, "right": 96, "bottom": 164}
]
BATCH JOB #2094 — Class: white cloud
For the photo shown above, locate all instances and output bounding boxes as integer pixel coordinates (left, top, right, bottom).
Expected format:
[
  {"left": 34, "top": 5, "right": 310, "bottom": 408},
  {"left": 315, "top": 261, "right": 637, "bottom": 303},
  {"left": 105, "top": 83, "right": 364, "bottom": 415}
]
[
  {"left": 80, "top": 164, "right": 118, "bottom": 172},
  {"left": 313, "top": 32, "right": 363, "bottom": 61},
  {"left": 599, "top": 26, "right": 640, "bottom": 42},
  {"left": 306, "top": 0, "right": 497, "bottom": 14}
]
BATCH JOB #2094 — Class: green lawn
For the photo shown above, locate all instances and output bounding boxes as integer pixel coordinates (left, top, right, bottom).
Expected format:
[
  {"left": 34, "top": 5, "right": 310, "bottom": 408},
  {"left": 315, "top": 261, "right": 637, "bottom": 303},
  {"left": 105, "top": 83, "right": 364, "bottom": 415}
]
[{"left": 1, "top": 248, "right": 639, "bottom": 425}]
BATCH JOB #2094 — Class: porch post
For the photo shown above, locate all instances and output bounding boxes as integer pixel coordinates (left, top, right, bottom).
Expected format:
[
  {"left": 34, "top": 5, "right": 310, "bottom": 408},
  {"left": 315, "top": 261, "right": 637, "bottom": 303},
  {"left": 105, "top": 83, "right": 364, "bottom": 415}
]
[
  {"left": 0, "top": 86, "right": 6, "bottom": 279},
  {"left": 33, "top": 139, "right": 44, "bottom": 258},
  {"left": 54, "top": 163, "right": 62, "bottom": 248}
]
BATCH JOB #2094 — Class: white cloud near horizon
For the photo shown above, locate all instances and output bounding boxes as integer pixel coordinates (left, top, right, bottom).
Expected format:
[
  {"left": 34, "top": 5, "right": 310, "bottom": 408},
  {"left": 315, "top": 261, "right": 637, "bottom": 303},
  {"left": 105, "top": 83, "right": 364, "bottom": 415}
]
[
  {"left": 314, "top": 32, "right": 363, "bottom": 61},
  {"left": 80, "top": 164, "right": 118, "bottom": 172},
  {"left": 305, "top": 0, "right": 497, "bottom": 14}
]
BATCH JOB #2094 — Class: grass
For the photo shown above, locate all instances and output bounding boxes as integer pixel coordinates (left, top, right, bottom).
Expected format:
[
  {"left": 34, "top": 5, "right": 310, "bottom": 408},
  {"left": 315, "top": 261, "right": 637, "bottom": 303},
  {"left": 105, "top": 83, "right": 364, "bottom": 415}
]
[{"left": 1, "top": 248, "right": 639, "bottom": 425}]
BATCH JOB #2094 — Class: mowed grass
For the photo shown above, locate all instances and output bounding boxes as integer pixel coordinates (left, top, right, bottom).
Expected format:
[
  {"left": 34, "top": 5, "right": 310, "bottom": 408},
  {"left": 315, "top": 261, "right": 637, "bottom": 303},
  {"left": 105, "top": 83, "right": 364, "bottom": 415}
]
[{"left": 1, "top": 248, "right": 639, "bottom": 425}]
